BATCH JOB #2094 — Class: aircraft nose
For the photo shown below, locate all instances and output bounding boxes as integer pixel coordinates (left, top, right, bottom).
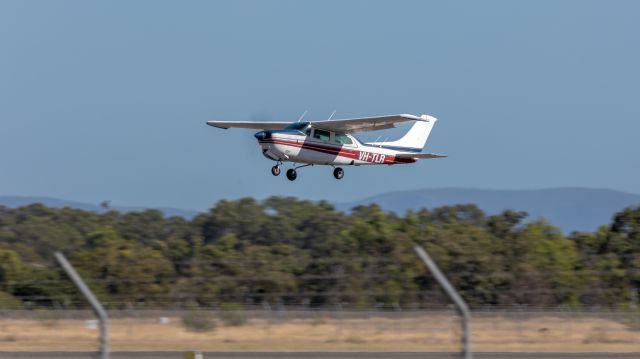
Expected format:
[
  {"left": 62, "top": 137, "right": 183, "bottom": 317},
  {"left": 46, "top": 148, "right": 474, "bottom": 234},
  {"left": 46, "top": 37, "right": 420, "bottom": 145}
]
[{"left": 254, "top": 131, "right": 271, "bottom": 140}]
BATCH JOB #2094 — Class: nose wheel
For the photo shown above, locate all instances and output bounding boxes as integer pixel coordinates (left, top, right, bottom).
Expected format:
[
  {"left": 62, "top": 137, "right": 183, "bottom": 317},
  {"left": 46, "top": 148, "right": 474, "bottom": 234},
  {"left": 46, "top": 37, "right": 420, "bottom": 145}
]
[
  {"left": 333, "top": 167, "right": 344, "bottom": 180},
  {"left": 271, "top": 165, "right": 281, "bottom": 176}
]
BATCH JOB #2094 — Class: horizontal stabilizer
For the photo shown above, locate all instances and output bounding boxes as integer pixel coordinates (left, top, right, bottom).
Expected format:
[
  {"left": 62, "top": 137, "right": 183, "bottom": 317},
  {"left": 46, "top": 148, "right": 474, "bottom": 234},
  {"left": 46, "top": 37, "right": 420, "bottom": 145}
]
[{"left": 396, "top": 153, "right": 448, "bottom": 159}]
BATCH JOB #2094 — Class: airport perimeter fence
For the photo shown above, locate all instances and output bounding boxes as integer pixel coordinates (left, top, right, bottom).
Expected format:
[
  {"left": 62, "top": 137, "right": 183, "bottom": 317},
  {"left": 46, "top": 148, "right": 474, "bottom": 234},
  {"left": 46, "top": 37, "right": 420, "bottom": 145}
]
[
  {"left": 1, "top": 250, "right": 639, "bottom": 354},
  {"left": 0, "top": 307, "right": 638, "bottom": 353}
]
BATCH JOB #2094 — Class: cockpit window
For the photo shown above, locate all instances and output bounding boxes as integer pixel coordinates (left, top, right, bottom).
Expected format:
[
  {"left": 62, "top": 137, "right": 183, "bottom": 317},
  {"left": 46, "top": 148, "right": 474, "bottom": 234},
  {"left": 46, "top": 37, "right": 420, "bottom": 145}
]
[
  {"left": 285, "top": 122, "right": 311, "bottom": 132},
  {"left": 334, "top": 133, "right": 353, "bottom": 145},
  {"left": 313, "top": 129, "right": 330, "bottom": 141}
]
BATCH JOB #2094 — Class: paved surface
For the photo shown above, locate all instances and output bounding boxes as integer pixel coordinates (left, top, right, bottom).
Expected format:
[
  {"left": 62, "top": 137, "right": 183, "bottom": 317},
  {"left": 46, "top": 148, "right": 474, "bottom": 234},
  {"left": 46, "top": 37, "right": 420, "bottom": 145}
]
[{"left": 1, "top": 353, "right": 639, "bottom": 359}]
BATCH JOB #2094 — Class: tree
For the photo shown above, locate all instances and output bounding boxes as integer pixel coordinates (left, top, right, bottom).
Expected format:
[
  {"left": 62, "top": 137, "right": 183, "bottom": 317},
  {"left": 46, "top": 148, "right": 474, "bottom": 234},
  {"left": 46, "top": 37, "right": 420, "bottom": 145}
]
[
  {"left": 72, "top": 226, "right": 175, "bottom": 307},
  {"left": 0, "top": 198, "right": 637, "bottom": 309},
  {"left": 0, "top": 248, "right": 22, "bottom": 292}
]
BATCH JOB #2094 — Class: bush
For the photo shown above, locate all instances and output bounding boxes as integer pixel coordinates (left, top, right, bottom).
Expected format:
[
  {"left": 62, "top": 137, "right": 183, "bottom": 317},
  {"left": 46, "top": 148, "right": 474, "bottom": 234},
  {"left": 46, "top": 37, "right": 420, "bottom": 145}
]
[
  {"left": 0, "top": 291, "right": 23, "bottom": 309},
  {"left": 181, "top": 308, "right": 217, "bottom": 332},
  {"left": 218, "top": 302, "right": 247, "bottom": 326}
]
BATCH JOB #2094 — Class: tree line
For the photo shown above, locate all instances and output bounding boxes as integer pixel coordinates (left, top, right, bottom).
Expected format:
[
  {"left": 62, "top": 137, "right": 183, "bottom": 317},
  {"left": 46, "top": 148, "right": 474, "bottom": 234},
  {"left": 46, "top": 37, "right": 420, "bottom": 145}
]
[{"left": 0, "top": 197, "right": 638, "bottom": 309}]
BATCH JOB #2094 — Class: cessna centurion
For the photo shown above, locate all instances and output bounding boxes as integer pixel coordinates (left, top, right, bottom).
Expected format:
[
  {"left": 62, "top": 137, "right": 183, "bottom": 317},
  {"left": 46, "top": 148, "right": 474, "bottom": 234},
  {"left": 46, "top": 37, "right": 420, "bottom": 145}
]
[{"left": 206, "top": 113, "right": 446, "bottom": 181}]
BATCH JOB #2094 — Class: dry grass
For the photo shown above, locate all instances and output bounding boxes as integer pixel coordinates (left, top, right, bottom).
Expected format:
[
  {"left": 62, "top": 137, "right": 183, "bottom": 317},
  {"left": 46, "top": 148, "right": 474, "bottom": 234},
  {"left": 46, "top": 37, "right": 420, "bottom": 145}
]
[{"left": 0, "top": 313, "right": 638, "bottom": 352}]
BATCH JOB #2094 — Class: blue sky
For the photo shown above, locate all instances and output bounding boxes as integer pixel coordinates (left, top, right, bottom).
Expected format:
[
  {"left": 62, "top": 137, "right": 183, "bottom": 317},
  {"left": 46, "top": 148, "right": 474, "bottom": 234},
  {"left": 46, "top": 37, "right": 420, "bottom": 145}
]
[{"left": 1, "top": 0, "right": 639, "bottom": 210}]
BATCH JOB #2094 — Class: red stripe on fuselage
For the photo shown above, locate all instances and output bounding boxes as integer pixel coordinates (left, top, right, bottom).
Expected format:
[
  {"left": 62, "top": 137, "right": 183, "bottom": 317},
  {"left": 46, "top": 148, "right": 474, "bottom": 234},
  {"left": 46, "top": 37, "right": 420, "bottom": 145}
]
[
  {"left": 258, "top": 138, "right": 412, "bottom": 164},
  {"left": 260, "top": 139, "right": 357, "bottom": 159}
]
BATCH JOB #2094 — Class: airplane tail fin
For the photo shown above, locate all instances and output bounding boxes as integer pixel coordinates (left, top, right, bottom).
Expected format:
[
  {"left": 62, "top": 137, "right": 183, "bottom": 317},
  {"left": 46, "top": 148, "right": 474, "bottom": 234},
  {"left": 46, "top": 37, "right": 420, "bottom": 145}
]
[{"left": 370, "top": 114, "right": 438, "bottom": 151}]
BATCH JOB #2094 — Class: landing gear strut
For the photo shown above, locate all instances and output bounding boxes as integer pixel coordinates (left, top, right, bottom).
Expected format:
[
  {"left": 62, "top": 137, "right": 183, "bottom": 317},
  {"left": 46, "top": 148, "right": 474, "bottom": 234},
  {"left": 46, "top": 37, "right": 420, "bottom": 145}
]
[{"left": 333, "top": 167, "right": 344, "bottom": 180}]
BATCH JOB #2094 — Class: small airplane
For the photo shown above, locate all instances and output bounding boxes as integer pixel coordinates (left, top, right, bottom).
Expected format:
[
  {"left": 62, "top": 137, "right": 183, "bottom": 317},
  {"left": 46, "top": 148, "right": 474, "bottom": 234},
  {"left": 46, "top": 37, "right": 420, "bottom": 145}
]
[{"left": 206, "top": 113, "right": 446, "bottom": 181}]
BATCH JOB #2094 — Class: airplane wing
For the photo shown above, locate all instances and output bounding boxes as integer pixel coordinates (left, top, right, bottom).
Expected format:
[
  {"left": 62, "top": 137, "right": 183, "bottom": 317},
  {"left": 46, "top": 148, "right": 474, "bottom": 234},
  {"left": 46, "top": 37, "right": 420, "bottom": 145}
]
[
  {"left": 395, "top": 153, "right": 448, "bottom": 159},
  {"left": 206, "top": 121, "right": 291, "bottom": 130},
  {"left": 207, "top": 114, "right": 427, "bottom": 133},
  {"left": 311, "top": 114, "right": 424, "bottom": 133}
]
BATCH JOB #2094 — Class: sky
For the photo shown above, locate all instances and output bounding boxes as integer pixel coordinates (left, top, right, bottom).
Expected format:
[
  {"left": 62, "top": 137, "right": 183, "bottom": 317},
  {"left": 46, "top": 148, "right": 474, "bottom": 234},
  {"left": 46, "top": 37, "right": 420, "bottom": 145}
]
[{"left": 1, "top": 0, "right": 639, "bottom": 211}]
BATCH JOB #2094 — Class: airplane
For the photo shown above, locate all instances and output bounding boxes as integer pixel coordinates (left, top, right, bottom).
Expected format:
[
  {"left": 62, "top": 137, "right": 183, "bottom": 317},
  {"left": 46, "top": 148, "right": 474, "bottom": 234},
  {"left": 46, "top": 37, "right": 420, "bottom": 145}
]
[{"left": 206, "top": 113, "right": 446, "bottom": 181}]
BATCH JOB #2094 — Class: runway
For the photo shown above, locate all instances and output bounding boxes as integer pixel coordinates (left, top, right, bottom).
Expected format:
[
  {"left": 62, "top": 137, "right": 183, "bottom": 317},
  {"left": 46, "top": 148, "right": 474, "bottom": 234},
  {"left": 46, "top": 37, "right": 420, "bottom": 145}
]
[{"left": 1, "top": 353, "right": 638, "bottom": 359}]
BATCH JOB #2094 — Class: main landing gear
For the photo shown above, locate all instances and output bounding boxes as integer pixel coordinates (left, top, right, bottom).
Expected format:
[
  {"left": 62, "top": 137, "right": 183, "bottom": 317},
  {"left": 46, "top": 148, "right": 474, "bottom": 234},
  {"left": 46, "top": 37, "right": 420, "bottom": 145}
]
[
  {"left": 333, "top": 167, "right": 344, "bottom": 180},
  {"left": 285, "top": 164, "right": 310, "bottom": 181},
  {"left": 270, "top": 163, "right": 344, "bottom": 181},
  {"left": 286, "top": 168, "right": 297, "bottom": 181}
]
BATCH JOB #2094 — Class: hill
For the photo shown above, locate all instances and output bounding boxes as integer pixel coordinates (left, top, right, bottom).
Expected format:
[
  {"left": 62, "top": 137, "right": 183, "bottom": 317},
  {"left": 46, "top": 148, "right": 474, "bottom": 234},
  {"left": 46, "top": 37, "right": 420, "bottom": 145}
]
[
  {"left": 337, "top": 187, "right": 640, "bottom": 233},
  {"left": 0, "top": 195, "right": 199, "bottom": 219},
  {"left": 3, "top": 188, "right": 640, "bottom": 232}
]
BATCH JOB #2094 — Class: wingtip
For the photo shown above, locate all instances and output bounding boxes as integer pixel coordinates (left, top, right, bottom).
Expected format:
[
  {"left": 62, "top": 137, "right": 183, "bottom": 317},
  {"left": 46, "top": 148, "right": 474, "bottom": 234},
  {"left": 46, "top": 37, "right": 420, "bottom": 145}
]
[{"left": 206, "top": 121, "right": 229, "bottom": 129}]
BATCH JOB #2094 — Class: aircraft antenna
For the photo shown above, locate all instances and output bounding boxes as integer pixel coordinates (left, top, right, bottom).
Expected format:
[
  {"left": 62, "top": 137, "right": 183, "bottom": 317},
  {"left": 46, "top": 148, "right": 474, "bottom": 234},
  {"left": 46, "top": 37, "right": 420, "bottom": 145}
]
[
  {"left": 327, "top": 110, "right": 337, "bottom": 121},
  {"left": 297, "top": 110, "right": 308, "bottom": 122}
]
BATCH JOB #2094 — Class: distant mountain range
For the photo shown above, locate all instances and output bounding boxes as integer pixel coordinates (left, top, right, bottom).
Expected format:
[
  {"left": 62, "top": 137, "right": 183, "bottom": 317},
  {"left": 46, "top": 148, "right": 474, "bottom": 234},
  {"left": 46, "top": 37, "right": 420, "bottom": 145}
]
[
  {"left": 2, "top": 187, "right": 640, "bottom": 233},
  {"left": 336, "top": 187, "right": 640, "bottom": 233},
  {"left": 0, "top": 196, "right": 199, "bottom": 219}
]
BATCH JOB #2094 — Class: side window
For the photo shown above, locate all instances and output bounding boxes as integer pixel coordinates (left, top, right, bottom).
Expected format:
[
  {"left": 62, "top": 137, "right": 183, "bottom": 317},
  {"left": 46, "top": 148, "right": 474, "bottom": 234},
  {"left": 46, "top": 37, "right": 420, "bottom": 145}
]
[
  {"left": 304, "top": 127, "right": 312, "bottom": 136},
  {"left": 313, "top": 129, "right": 330, "bottom": 141},
  {"left": 334, "top": 133, "right": 353, "bottom": 145}
]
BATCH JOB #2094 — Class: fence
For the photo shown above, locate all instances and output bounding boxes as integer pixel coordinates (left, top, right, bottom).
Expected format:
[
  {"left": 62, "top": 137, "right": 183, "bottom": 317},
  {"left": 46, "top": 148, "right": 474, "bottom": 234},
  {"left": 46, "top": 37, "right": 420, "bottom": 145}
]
[{"left": 1, "top": 247, "right": 638, "bottom": 355}]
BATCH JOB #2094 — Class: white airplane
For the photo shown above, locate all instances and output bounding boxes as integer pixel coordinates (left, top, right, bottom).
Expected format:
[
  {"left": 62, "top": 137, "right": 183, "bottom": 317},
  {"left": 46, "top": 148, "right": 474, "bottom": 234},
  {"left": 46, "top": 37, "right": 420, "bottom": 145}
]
[{"left": 206, "top": 113, "right": 446, "bottom": 181}]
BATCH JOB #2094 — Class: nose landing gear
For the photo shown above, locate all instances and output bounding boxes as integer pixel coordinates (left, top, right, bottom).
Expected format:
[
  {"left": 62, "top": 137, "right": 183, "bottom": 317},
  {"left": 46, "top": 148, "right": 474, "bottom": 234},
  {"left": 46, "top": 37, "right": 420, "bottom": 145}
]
[
  {"left": 271, "top": 160, "right": 283, "bottom": 176},
  {"left": 333, "top": 167, "right": 344, "bottom": 180}
]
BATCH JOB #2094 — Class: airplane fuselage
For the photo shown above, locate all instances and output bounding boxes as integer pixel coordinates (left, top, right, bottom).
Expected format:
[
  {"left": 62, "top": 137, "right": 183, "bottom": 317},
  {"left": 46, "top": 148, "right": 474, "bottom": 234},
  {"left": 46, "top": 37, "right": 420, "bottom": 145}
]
[{"left": 255, "top": 130, "right": 416, "bottom": 166}]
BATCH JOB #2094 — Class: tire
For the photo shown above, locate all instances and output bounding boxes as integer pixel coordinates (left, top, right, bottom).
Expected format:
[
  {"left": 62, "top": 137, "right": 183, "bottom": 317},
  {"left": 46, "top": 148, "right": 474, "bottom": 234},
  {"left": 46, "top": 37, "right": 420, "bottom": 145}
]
[
  {"left": 271, "top": 165, "right": 281, "bottom": 176},
  {"left": 333, "top": 167, "right": 344, "bottom": 180},
  {"left": 286, "top": 169, "right": 297, "bottom": 181}
]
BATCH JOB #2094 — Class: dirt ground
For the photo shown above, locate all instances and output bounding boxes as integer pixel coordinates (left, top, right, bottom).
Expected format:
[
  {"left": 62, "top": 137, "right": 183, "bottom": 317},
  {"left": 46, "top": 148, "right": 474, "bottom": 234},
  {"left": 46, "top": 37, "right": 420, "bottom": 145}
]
[{"left": 0, "top": 312, "right": 638, "bottom": 352}]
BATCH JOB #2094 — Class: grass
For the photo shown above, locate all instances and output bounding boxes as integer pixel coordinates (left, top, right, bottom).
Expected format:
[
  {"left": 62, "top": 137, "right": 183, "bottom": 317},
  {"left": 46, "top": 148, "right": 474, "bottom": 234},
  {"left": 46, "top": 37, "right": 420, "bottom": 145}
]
[
  {"left": 181, "top": 309, "right": 217, "bottom": 332},
  {"left": 0, "top": 312, "right": 638, "bottom": 352}
]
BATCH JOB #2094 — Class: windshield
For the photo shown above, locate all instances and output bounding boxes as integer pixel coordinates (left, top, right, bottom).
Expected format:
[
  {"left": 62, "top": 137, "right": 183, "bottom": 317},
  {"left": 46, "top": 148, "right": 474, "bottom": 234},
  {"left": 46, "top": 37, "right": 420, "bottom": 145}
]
[{"left": 285, "top": 122, "right": 311, "bottom": 131}]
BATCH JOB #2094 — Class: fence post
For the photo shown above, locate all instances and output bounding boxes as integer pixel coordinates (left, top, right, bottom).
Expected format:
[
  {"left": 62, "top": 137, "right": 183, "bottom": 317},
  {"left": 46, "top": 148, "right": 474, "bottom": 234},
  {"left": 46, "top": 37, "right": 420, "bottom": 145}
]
[
  {"left": 54, "top": 251, "right": 109, "bottom": 359},
  {"left": 414, "top": 245, "right": 472, "bottom": 359}
]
